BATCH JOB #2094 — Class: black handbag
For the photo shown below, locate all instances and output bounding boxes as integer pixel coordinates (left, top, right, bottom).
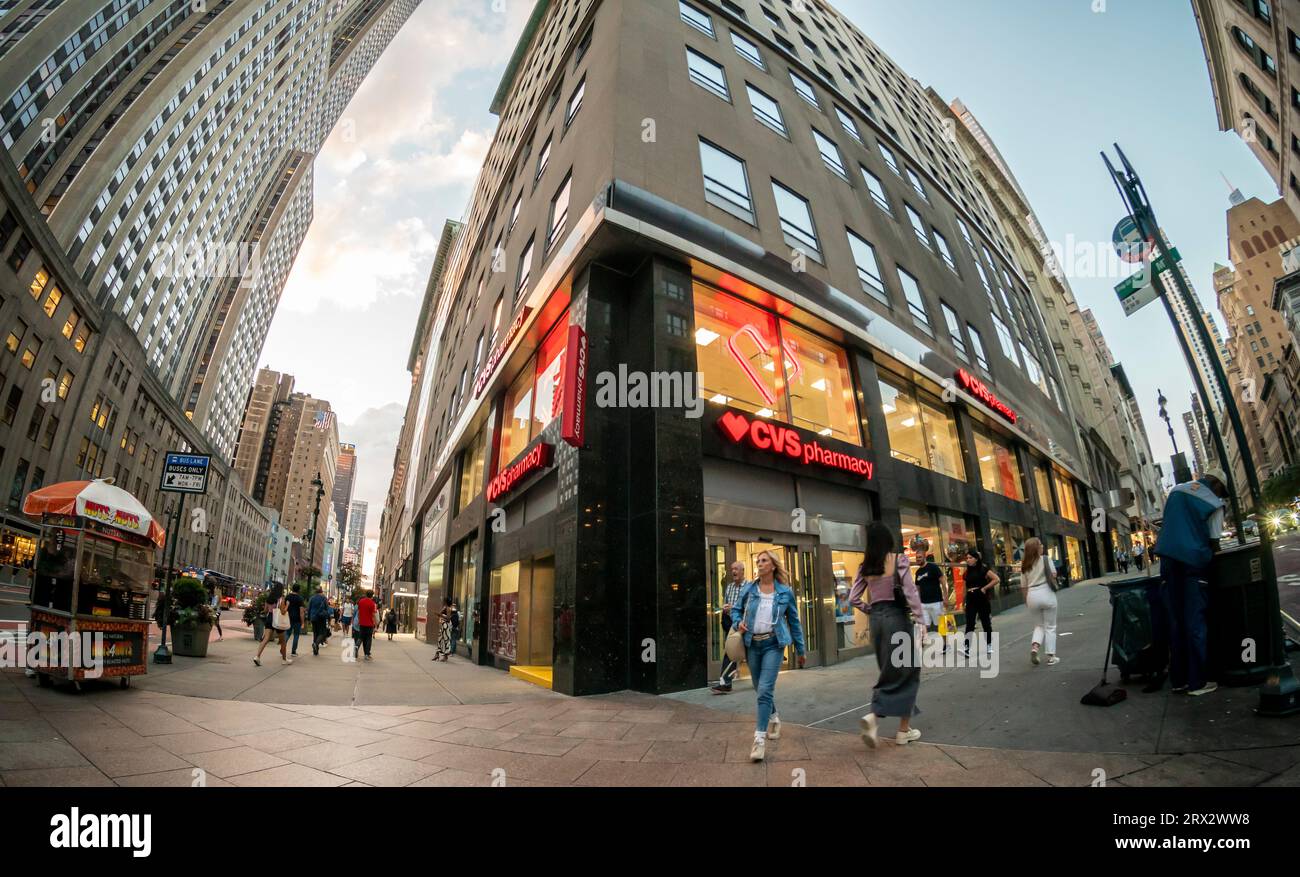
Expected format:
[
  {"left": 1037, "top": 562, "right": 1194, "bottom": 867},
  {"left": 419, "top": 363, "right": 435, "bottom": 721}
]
[{"left": 892, "top": 556, "right": 909, "bottom": 609}]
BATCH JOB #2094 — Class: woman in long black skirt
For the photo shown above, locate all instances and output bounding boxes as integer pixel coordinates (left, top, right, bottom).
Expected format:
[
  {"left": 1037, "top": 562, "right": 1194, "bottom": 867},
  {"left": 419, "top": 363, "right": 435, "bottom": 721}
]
[{"left": 850, "top": 522, "right": 926, "bottom": 748}]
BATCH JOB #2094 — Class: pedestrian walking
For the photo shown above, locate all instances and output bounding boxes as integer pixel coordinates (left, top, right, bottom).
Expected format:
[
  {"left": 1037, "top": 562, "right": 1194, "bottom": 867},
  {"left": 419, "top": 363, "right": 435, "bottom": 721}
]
[
  {"left": 731, "top": 550, "right": 806, "bottom": 762},
  {"left": 1019, "top": 538, "right": 1059, "bottom": 666},
  {"left": 851, "top": 523, "right": 926, "bottom": 749},
  {"left": 352, "top": 590, "right": 377, "bottom": 660},
  {"left": 342, "top": 598, "right": 355, "bottom": 635},
  {"left": 285, "top": 583, "right": 305, "bottom": 656},
  {"left": 961, "top": 549, "right": 999, "bottom": 658},
  {"left": 914, "top": 553, "right": 947, "bottom": 644},
  {"left": 384, "top": 605, "right": 398, "bottom": 641},
  {"left": 308, "top": 585, "right": 330, "bottom": 656},
  {"left": 209, "top": 588, "right": 224, "bottom": 640},
  {"left": 1133, "top": 541, "right": 1145, "bottom": 571},
  {"left": 254, "top": 584, "right": 292, "bottom": 666},
  {"left": 711, "top": 560, "right": 747, "bottom": 694},
  {"left": 433, "top": 597, "right": 453, "bottom": 661},
  {"left": 1153, "top": 468, "right": 1229, "bottom": 697}
]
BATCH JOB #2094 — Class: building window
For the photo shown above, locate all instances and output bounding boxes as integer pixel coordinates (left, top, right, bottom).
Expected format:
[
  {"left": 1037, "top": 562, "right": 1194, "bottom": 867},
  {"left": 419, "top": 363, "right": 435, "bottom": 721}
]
[
  {"left": 847, "top": 229, "right": 888, "bottom": 304},
  {"left": 860, "top": 166, "right": 891, "bottom": 215},
  {"left": 731, "top": 31, "right": 765, "bottom": 69},
  {"left": 535, "top": 134, "right": 552, "bottom": 180},
  {"left": 1033, "top": 461, "right": 1055, "bottom": 513},
  {"left": 942, "top": 303, "right": 967, "bottom": 362},
  {"left": 747, "top": 83, "right": 787, "bottom": 136},
  {"left": 680, "top": 1, "right": 715, "bottom": 37},
  {"left": 509, "top": 193, "right": 522, "bottom": 231},
  {"left": 835, "top": 106, "right": 864, "bottom": 144},
  {"left": 905, "top": 168, "right": 929, "bottom": 203},
  {"left": 1053, "top": 469, "right": 1081, "bottom": 523},
  {"left": 968, "top": 324, "right": 989, "bottom": 371},
  {"left": 973, "top": 425, "right": 1024, "bottom": 501},
  {"left": 547, "top": 172, "right": 572, "bottom": 249},
  {"left": 694, "top": 284, "right": 861, "bottom": 443},
  {"left": 812, "top": 128, "right": 847, "bottom": 179},
  {"left": 934, "top": 229, "right": 958, "bottom": 273},
  {"left": 790, "top": 69, "right": 819, "bottom": 107},
  {"left": 516, "top": 237, "right": 535, "bottom": 299},
  {"left": 992, "top": 314, "right": 1017, "bottom": 363},
  {"left": 566, "top": 77, "right": 585, "bottom": 125},
  {"left": 905, "top": 204, "right": 931, "bottom": 250},
  {"left": 897, "top": 267, "right": 931, "bottom": 332},
  {"left": 496, "top": 313, "right": 571, "bottom": 470},
  {"left": 879, "top": 142, "right": 902, "bottom": 175},
  {"left": 574, "top": 25, "right": 593, "bottom": 64},
  {"left": 699, "top": 139, "right": 756, "bottom": 224},
  {"left": 687, "top": 47, "right": 730, "bottom": 100},
  {"left": 879, "top": 373, "right": 965, "bottom": 481},
  {"left": 772, "top": 180, "right": 821, "bottom": 261}
]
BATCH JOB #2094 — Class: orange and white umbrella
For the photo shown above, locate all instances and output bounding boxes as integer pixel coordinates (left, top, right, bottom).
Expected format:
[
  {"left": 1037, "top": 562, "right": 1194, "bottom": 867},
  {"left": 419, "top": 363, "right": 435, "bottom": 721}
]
[{"left": 23, "top": 480, "right": 166, "bottom": 547}]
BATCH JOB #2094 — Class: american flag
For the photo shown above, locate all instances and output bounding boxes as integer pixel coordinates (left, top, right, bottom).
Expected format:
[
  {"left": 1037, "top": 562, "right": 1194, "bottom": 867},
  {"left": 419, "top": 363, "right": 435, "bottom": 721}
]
[{"left": 314, "top": 410, "right": 334, "bottom": 431}]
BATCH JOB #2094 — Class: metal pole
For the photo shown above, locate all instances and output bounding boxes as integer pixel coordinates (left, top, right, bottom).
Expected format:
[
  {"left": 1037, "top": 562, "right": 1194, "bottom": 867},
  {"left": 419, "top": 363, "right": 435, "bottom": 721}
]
[{"left": 152, "top": 494, "right": 185, "bottom": 664}]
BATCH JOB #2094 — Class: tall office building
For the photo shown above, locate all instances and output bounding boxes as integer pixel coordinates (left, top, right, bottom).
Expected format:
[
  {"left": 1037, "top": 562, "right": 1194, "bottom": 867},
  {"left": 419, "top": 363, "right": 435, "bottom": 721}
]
[
  {"left": 381, "top": 0, "right": 1103, "bottom": 695},
  {"left": 232, "top": 366, "right": 295, "bottom": 494},
  {"left": 266, "top": 392, "right": 339, "bottom": 569},
  {"left": 938, "top": 95, "right": 1164, "bottom": 561},
  {"left": 346, "top": 499, "right": 367, "bottom": 554},
  {"left": 332, "top": 442, "right": 357, "bottom": 556},
  {"left": 0, "top": 0, "right": 421, "bottom": 463},
  {"left": 1193, "top": 0, "right": 1300, "bottom": 224},
  {"left": 1183, "top": 410, "right": 1209, "bottom": 476}
]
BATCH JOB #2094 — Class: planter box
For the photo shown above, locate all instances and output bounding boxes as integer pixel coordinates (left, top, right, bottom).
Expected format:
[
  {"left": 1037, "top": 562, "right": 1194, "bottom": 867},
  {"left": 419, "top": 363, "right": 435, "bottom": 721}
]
[
  {"left": 171, "top": 622, "right": 213, "bottom": 658},
  {"left": 251, "top": 619, "right": 265, "bottom": 642}
]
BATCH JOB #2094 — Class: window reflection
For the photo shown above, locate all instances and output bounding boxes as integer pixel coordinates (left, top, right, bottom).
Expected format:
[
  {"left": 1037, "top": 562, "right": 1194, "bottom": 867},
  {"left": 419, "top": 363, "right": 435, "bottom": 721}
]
[
  {"left": 973, "top": 425, "right": 1024, "bottom": 501},
  {"left": 880, "top": 375, "right": 964, "bottom": 480}
]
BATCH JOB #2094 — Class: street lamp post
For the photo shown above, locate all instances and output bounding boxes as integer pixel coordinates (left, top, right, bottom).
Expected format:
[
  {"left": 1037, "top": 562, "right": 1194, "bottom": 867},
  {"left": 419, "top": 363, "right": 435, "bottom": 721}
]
[
  {"left": 306, "top": 473, "right": 325, "bottom": 595},
  {"left": 1157, "top": 389, "right": 1180, "bottom": 456},
  {"left": 1104, "top": 143, "right": 1299, "bottom": 717}
]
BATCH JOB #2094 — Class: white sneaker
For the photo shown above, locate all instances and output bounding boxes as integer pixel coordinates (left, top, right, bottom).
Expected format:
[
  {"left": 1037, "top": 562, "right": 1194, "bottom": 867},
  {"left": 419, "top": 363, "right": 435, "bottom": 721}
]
[
  {"left": 1046, "top": 655, "right": 1060, "bottom": 666},
  {"left": 767, "top": 714, "right": 781, "bottom": 740},
  {"left": 896, "top": 728, "right": 921, "bottom": 745},
  {"left": 1031, "top": 648, "right": 1040, "bottom": 665},
  {"left": 282, "top": 657, "right": 293, "bottom": 665},
  {"left": 860, "top": 714, "right": 879, "bottom": 750},
  {"left": 750, "top": 736, "right": 766, "bottom": 762},
  {"left": 1188, "top": 681, "right": 1218, "bottom": 697}
]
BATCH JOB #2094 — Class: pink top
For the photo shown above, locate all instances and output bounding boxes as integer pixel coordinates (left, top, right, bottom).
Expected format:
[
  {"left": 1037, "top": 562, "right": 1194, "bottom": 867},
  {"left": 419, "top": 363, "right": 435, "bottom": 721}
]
[{"left": 849, "top": 553, "right": 925, "bottom": 620}]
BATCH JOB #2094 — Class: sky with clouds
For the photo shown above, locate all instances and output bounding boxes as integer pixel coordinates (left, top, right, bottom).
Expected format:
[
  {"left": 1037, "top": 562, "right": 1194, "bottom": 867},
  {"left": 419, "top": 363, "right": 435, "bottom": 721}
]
[{"left": 261, "top": 0, "right": 1277, "bottom": 575}]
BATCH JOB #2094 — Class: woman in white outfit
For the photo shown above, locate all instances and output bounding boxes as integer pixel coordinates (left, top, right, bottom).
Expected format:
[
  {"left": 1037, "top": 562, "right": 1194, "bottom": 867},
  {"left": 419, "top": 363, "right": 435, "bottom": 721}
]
[{"left": 1019, "top": 538, "right": 1059, "bottom": 665}]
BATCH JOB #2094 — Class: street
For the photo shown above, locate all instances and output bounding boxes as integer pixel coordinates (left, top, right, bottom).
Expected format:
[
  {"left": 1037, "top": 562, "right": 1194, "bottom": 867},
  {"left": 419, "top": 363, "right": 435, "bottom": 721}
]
[{"left": 1269, "top": 531, "right": 1300, "bottom": 635}]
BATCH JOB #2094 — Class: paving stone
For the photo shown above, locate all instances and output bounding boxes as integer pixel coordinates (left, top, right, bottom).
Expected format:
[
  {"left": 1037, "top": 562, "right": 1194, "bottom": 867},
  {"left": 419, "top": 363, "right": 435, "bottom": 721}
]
[
  {"left": 0, "top": 718, "right": 61, "bottom": 743},
  {"left": 1202, "top": 746, "right": 1300, "bottom": 775},
  {"left": 284, "top": 741, "right": 373, "bottom": 771},
  {"left": 115, "top": 768, "right": 234, "bottom": 787},
  {"left": 229, "top": 728, "right": 325, "bottom": 753},
  {"left": 435, "top": 727, "right": 521, "bottom": 748},
  {"left": 149, "top": 730, "right": 241, "bottom": 756},
  {"left": 338, "top": 712, "right": 412, "bottom": 731},
  {"left": 766, "top": 760, "right": 869, "bottom": 787},
  {"left": 558, "top": 721, "right": 633, "bottom": 740},
  {"left": 1120, "top": 753, "right": 1272, "bottom": 787},
  {"left": 385, "top": 720, "right": 462, "bottom": 741},
  {"left": 641, "top": 739, "right": 727, "bottom": 764},
  {"left": 0, "top": 740, "right": 90, "bottom": 770},
  {"left": 1260, "top": 763, "right": 1300, "bottom": 786},
  {"left": 81, "top": 746, "right": 191, "bottom": 778},
  {"left": 228, "top": 763, "right": 351, "bottom": 787},
  {"left": 488, "top": 734, "right": 583, "bottom": 757},
  {"left": 417, "top": 743, "right": 516, "bottom": 773},
  {"left": 563, "top": 739, "right": 653, "bottom": 762},
  {"left": 279, "top": 716, "right": 389, "bottom": 747},
  {"left": 1, "top": 766, "right": 114, "bottom": 786},
  {"left": 453, "top": 712, "right": 527, "bottom": 731},
  {"left": 409, "top": 768, "right": 492, "bottom": 787},
  {"left": 357, "top": 736, "right": 455, "bottom": 761},
  {"left": 612, "top": 709, "right": 678, "bottom": 723},
  {"left": 575, "top": 761, "right": 680, "bottom": 786},
  {"left": 621, "top": 722, "right": 699, "bottom": 742},
  {"left": 496, "top": 753, "right": 597, "bottom": 784},
  {"left": 184, "top": 746, "right": 289, "bottom": 778},
  {"left": 329, "top": 754, "right": 443, "bottom": 786},
  {"left": 668, "top": 762, "right": 768, "bottom": 787}
]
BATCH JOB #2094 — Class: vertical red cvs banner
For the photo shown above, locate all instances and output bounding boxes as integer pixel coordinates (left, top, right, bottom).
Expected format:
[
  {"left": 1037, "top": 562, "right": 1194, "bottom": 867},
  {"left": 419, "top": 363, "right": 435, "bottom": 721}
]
[{"left": 561, "top": 324, "right": 588, "bottom": 448}]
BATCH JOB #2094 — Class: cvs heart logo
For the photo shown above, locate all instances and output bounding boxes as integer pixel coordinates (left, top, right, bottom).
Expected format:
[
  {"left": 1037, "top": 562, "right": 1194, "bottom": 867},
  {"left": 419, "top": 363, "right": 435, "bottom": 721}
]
[{"left": 718, "top": 411, "right": 750, "bottom": 443}]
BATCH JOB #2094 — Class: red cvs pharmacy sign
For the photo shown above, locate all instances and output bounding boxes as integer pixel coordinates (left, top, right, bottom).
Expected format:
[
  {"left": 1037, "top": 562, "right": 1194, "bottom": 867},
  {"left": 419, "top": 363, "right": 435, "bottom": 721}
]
[
  {"left": 717, "top": 411, "right": 874, "bottom": 479},
  {"left": 956, "top": 369, "right": 1018, "bottom": 425},
  {"left": 561, "top": 325, "right": 588, "bottom": 448},
  {"left": 486, "top": 443, "right": 554, "bottom": 503}
]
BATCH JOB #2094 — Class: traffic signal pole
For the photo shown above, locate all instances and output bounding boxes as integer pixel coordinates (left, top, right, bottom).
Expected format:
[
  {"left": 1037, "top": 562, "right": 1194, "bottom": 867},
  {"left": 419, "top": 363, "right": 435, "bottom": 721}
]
[{"left": 1104, "top": 144, "right": 1298, "bottom": 717}]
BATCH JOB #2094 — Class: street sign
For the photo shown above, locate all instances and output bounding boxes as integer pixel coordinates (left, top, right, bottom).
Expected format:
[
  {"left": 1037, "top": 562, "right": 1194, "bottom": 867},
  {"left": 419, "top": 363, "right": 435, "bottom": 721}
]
[
  {"left": 1113, "top": 216, "right": 1152, "bottom": 264},
  {"left": 160, "top": 452, "right": 211, "bottom": 495},
  {"left": 1114, "top": 248, "right": 1181, "bottom": 317}
]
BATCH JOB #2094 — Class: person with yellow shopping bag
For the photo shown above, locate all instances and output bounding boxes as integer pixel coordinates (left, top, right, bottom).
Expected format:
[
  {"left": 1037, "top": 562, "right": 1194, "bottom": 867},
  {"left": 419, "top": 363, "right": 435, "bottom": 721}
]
[{"left": 914, "top": 553, "right": 948, "bottom": 649}]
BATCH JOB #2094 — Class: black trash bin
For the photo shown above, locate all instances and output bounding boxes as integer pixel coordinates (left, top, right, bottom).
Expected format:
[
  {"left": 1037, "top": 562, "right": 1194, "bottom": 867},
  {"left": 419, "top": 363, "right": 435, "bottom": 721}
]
[
  {"left": 1206, "top": 542, "right": 1275, "bottom": 686},
  {"left": 1106, "top": 576, "right": 1166, "bottom": 683}
]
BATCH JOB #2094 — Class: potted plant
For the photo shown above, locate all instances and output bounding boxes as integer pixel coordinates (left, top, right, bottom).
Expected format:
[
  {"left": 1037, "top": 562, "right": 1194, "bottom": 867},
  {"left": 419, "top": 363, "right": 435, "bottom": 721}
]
[
  {"left": 169, "top": 577, "right": 215, "bottom": 657},
  {"left": 243, "top": 592, "right": 268, "bottom": 642}
]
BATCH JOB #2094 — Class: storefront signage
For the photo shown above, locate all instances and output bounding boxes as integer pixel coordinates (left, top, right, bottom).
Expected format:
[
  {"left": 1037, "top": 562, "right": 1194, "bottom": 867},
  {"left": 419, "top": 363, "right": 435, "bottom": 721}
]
[
  {"left": 955, "top": 369, "right": 1018, "bottom": 425},
  {"left": 561, "top": 325, "right": 588, "bottom": 448},
  {"left": 474, "top": 307, "right": 533, "bottom": 398},
  {"left": 716, "top": 411, "right": 874, "bottom": 479},
  {"left": 486, "top": 442, "right": 554, "bottom": 503}
]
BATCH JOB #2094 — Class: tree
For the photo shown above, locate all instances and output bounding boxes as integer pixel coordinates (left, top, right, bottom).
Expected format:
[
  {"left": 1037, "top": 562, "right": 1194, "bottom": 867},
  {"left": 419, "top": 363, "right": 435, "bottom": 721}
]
[{"left": 338, "top": 562, "right": 363, "bottom": 594}]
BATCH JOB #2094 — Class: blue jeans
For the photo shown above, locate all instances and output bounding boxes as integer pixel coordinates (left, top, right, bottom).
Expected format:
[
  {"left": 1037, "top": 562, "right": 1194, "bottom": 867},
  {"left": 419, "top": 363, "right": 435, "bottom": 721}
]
[
  {"left": 1162, "top": 558, "right": 1209, "bottom": 691},
  {"left": 287, "top": 621, "right": 302, "bottom": 654},
  {"left": 746, "top": 635, "right": 784, "bottom": 734}
]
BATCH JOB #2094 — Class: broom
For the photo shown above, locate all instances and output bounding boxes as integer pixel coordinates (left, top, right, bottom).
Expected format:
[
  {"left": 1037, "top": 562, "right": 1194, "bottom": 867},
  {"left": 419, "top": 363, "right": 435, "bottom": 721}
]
[{"left": 1081, "top": 591, "right": 1128, "bottom": 707}]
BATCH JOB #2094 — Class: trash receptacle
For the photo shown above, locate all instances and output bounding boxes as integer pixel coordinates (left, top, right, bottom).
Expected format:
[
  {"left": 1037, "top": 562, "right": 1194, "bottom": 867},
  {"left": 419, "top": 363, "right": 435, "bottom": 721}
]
[
  {"left": 1207, "top": 541, "right": 1275, "bottom": 686},
  {"left": 1106, "top": 576, "right": 1166, "bottom": 682}
]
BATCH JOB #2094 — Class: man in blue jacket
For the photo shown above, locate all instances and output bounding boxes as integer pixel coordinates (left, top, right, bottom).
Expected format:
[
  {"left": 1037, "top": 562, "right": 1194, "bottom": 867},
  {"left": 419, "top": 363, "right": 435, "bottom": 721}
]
[
  {"left": 1153, "top": 468, "right": 1229, "bottom": 697},
  {"left": 307, "top": 586, "right": 330, "bottom": 656}
]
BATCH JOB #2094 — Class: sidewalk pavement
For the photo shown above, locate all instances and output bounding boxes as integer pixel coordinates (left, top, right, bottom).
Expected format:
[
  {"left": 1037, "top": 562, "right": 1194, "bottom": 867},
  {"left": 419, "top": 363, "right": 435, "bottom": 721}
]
[{"left": 0, "top": 579, "right": 1296, "bottom": 787}]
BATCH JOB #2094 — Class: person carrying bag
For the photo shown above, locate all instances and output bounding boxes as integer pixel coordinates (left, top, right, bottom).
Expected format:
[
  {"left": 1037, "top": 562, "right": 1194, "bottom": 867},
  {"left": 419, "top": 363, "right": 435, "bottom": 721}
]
[
  {"left": 254, "top": 586, "right": 292, "bottom": 667},
  {"left": 1019, "top": 538, "right": 1060, "bottom": 666}
]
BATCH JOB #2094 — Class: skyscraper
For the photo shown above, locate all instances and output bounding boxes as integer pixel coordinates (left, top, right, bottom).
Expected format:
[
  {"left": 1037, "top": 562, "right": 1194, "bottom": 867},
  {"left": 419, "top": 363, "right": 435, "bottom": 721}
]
[
  {"left": 346, "top": 499, "right": 367, "bottom": 555},
  {"left": 0, "top": 0, "right": 422, "bottom": 462},
  {"left": 332, "top": 442, "right": 357, "bottom": 559},
  {"left": 381, "top": 0, "right": 1104, "bottom": 695}
]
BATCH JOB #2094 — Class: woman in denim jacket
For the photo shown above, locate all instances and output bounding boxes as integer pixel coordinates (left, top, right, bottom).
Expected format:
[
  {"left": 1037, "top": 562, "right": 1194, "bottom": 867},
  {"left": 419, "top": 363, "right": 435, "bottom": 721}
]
[{"left": 731, "top": 550, "right": 806, "bottom": 762}]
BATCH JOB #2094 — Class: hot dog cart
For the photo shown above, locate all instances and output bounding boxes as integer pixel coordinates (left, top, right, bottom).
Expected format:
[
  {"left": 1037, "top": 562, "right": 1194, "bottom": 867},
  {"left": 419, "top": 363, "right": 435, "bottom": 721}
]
[{"left": 22, "top": 480, "right": 165, "bottom": 690}]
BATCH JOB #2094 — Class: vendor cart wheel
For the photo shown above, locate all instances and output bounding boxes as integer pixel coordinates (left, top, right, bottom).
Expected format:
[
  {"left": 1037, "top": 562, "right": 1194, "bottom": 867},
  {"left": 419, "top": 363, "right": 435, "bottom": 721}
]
[
  {"left": 119, "top": 677, "right": 131, "bottom": 689},
  {"left": 36, "top": 672, "right": 51, "bottom": 688}
]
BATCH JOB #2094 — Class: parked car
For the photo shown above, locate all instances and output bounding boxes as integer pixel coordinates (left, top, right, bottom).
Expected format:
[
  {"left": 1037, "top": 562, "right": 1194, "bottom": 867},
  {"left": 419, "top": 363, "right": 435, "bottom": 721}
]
[{"left": 236, "top": 598, "right": 252, "bottom": 610}]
